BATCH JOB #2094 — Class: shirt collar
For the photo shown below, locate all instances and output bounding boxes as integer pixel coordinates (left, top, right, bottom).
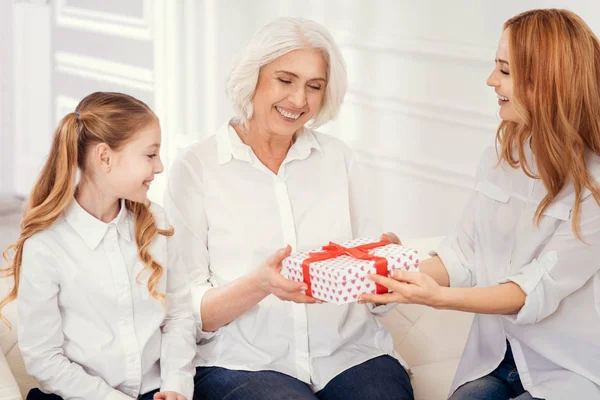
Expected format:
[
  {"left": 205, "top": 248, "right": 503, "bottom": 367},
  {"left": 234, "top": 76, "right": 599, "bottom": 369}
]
[
  {"left": 216, "top": 121, "right": 322, "bottom": 165},
  {"left": 216, "top": 122, "right": 252, "bottom": 164},
  {"left": 286, "top": 125, "right": 322, "bottom": 161},
  {"left": 64, "top": 198, "right": 132, "bottom": 250}
]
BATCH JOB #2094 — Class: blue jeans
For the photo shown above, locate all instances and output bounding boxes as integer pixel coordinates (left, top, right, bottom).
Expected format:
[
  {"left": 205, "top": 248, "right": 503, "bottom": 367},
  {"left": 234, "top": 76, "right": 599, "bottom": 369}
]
[
  {"left": 193, "top": 355, "right": 414, "bottom": 400},
  {"left": 449, "top": 343, "right": 544, "bottom": 400},
  {"left": 26, "top": 388, "right": 159, "bottom": 400}
]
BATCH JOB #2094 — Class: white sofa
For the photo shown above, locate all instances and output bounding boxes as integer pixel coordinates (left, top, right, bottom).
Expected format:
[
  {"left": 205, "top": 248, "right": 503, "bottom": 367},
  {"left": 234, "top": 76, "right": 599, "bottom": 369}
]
[
  {"left": 0, "top": 275, "right": 34, "bottom": 400},
  {"left": 0, "top": 237, "right": 473, "bottom": 400}
]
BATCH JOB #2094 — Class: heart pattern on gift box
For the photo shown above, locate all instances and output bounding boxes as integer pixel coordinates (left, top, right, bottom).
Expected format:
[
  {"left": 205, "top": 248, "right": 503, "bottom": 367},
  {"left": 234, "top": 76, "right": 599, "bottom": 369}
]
[{"left": 281, "top": 237, "right": 419, "bottom": 305}]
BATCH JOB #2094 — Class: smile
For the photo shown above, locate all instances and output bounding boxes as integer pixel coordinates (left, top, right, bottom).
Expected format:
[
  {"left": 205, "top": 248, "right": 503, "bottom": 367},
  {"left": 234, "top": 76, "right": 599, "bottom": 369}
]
[{"left": 275, "top": 106, "right": 302, "bottom": 120}]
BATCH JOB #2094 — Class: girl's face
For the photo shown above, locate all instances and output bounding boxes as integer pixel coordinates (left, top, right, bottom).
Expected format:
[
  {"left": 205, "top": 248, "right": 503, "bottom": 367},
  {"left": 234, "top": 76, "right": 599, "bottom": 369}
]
[{"left": 106, "top": 120, "right": 164, "bottom": 204}]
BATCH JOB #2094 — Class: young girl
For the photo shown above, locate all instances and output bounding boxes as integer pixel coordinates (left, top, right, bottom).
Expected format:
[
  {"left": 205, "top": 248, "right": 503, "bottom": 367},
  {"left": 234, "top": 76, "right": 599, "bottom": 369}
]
[
  {"left": 360, "top": 9, "right": 600, "bottom": 400},
  {"left": 0, "top": 92, "right": 196, "bottom": 400}
]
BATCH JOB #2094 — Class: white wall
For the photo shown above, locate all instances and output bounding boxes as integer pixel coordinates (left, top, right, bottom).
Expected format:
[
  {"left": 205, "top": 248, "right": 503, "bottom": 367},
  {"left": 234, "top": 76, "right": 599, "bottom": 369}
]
[
  {"left": 173, "top": 0, "right": 497, "bottom": 239},
  {"left": 0, "top": 1, "right": 14, "bottom": 195},
  {"left": 13, "top": 2, "right": 52, "bottom": 197},
  {"left": 7, "top": 0, "right": 600, "bottom": 238},
  {"left": 191, "top": 0, "right": 600, "bottom": 239}
]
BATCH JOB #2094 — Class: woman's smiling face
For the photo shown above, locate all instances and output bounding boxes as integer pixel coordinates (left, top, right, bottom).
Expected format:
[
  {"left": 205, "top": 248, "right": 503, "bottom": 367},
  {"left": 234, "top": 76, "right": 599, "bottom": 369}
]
[{"left": 251, "top": 48, "right": 328, "bottom": 136}]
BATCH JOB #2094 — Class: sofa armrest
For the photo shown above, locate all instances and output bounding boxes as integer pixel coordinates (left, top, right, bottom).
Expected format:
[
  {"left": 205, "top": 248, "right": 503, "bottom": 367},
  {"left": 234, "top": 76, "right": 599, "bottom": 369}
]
[
  {"left": 0, "top": 338, "right": 22, "bottom": 400},
  {"left": 0, "top": 276, "right": 23, "bottom": 399},
  {"left": 0, "top": 276, "right": 18, "bottom": 354}
]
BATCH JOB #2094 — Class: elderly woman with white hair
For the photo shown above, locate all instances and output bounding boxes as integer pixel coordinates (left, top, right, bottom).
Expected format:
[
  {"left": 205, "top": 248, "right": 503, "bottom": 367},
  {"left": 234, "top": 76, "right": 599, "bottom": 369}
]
[{"left": 164, "top": 18, "right": 414, "bottom": 400}]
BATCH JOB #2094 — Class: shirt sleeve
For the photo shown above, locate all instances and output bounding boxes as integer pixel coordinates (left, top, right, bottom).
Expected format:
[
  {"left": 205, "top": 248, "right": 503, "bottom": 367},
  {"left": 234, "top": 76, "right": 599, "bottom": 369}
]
[
  {"left": 428, "top": 191, "right": 477, "bottom": 288},
  {"left": 157, "top": 211, "right": 197, "bottom": 400},
  {"left": 428, "top": 147, "right": 496, "bottom": 289},
  {"left": 163, "top": 153, "right": 216, "bottom": 340},
  {"left": 17, "top": 239, "right": 134, "bottom": 400},
  {"left": 500, "top": 193, "right": 600, "bottom": 325}
]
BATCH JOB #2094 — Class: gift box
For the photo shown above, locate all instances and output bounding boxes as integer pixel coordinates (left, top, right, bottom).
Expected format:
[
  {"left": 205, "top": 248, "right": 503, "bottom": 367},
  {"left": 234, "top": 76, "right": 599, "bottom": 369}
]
[{"left": 281, "top": 238, "right": 420, "bottom": 304}]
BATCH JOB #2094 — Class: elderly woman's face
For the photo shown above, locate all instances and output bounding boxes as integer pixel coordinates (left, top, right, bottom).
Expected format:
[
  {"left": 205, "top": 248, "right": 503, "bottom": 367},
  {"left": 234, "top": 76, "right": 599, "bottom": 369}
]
[{"left": 252, "top": 48, "right": 327, "bottom": 136}]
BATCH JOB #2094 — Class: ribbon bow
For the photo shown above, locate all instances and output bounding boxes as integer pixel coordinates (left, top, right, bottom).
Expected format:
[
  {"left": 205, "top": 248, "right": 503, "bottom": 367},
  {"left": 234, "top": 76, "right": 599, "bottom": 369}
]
[{"left": 301, "top": 240, "right": 391, "bottom": 297}]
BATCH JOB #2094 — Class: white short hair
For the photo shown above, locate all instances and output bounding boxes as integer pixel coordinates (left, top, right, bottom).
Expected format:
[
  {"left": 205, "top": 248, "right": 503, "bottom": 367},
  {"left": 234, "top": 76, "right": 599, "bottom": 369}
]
[{"left": 226, "top": 17, "right": 347, "bottom": 129}]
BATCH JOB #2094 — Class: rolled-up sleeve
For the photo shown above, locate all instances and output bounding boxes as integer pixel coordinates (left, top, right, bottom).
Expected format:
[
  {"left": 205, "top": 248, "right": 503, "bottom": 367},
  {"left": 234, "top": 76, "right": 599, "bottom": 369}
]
[
  {"left": 18, "top": 240, "right": 133, "bottom": 400},
  {"left": 428, "top": 147, "right": 496, "bottom": 289},
  {"left": 163, "top": 154, "right": 216, "bottom": 340},
  {"left": 429, "top": 192, "right": 477, "bottom": 288},
  {"left": 500, "top": 194, "right": 600, "bottom": 325}
]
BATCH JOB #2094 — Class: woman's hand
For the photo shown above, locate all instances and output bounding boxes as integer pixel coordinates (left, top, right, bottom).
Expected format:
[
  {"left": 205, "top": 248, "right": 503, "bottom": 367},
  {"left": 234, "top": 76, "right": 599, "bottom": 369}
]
[
  {"left": 380, "top": 232, "right": 401, "bottom": 245},
  {"left": 153, "top": 391, "right": 186, "bottom": 400},
  {"left": 359, "top": 269, "right": 445, "bottom": 308},
  {"left": 255, "top": 246, "right": 321, "bottom": 304}
]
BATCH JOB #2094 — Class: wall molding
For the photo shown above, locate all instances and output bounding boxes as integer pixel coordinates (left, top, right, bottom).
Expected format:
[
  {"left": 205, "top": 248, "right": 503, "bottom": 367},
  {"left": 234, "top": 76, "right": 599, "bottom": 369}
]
[
  {"left": 13, "top": 1, "right": 53, "bottom": 196},
  {"left": 55, "top": 51, "right": 154, "bottom": 91},
  {"left": 55, "top": 95, "right": 79, "bottom": 124},
  {"left": 336, "top": 30, "right": 495, "bottom": 65},
  {"left": 345, "top": 88, "right": 498, "bottom": 132},
  {"left": 55, "top": 0, "right": 153, "bottom": 40},
  {"left": 355, "top": 148, "right": 475, "bottom": 191}
]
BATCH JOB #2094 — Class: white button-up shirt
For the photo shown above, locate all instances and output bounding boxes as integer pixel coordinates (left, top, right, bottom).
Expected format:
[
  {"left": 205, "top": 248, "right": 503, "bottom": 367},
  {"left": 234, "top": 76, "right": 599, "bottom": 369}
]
[
  {"left": 18, "top": 200, "right": 196, "bottom": 400},
  {"left": 434, "top": 143, "right": 600, "bottom": 399},
  {"left": 164, "top": 122, "right": 403, "bottom": 392}
]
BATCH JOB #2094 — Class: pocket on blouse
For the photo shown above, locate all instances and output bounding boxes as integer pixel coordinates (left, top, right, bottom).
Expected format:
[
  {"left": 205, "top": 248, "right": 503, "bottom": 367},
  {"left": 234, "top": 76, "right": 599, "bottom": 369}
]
[
  {"left": 541, "top": 201, "right": 572, "bottom": 221},
  {"left": 475, "top": 180, "right": 511, "bottom": 203}
]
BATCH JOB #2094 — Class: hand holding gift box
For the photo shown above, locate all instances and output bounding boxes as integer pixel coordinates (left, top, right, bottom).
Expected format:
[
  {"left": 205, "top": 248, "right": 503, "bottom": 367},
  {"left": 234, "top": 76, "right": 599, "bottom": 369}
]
[{"left": 281, "top": 238, "right": 420, "bottom": 304}]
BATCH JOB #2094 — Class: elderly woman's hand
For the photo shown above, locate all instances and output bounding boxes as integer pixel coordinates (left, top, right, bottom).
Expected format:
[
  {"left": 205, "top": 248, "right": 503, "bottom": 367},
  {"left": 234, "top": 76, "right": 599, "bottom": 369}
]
[
  {"left": 380, "top": 232, "right": 401, "bottom": 245},
  {"left": 256, "top": 246, "right": 322, "bottom": 304}
]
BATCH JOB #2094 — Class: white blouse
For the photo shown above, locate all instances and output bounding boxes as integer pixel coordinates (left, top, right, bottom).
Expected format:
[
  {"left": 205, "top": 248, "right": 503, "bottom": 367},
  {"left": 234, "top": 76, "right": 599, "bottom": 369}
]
[
  {"left": 164, "top": 122, "right": 402, "bottom": 392},
  {"left": 18, "top": 200, "right": 196, "bottom": 400},
  {"left": 433, "top": 143, "right": 600, "bottom": 399}
]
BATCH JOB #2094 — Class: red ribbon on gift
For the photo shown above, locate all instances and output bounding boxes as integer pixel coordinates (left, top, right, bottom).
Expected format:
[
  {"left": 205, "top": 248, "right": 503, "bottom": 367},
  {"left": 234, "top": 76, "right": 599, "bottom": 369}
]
[{"left": 301, "top": 240, "right": 391, "bottom": 297}]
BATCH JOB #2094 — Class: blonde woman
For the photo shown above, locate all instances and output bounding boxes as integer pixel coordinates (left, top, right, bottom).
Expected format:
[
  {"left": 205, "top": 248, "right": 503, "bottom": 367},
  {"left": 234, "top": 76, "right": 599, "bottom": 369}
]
[
  {"left": 0, "top": 92, "right": 196, "bottom": 400},
  {"left": 361, "top": 9, "right": 600, "bottom": 400}
]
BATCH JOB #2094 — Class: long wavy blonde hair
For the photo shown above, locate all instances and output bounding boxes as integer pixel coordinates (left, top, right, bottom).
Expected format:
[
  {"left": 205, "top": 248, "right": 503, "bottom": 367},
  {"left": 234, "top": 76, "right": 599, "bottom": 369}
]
[
  {"left": 0, "top": 92, "right": 172, "bottom": 327},
  {"left": 497, "top": 9, "right": 600, "bottom": 238}
]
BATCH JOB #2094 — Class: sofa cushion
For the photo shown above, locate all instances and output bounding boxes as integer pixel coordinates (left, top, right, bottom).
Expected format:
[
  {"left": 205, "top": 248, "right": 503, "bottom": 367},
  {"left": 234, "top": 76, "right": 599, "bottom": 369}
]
[{"left": 375, "top": 237, "right": 474, "bottom": 399}]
